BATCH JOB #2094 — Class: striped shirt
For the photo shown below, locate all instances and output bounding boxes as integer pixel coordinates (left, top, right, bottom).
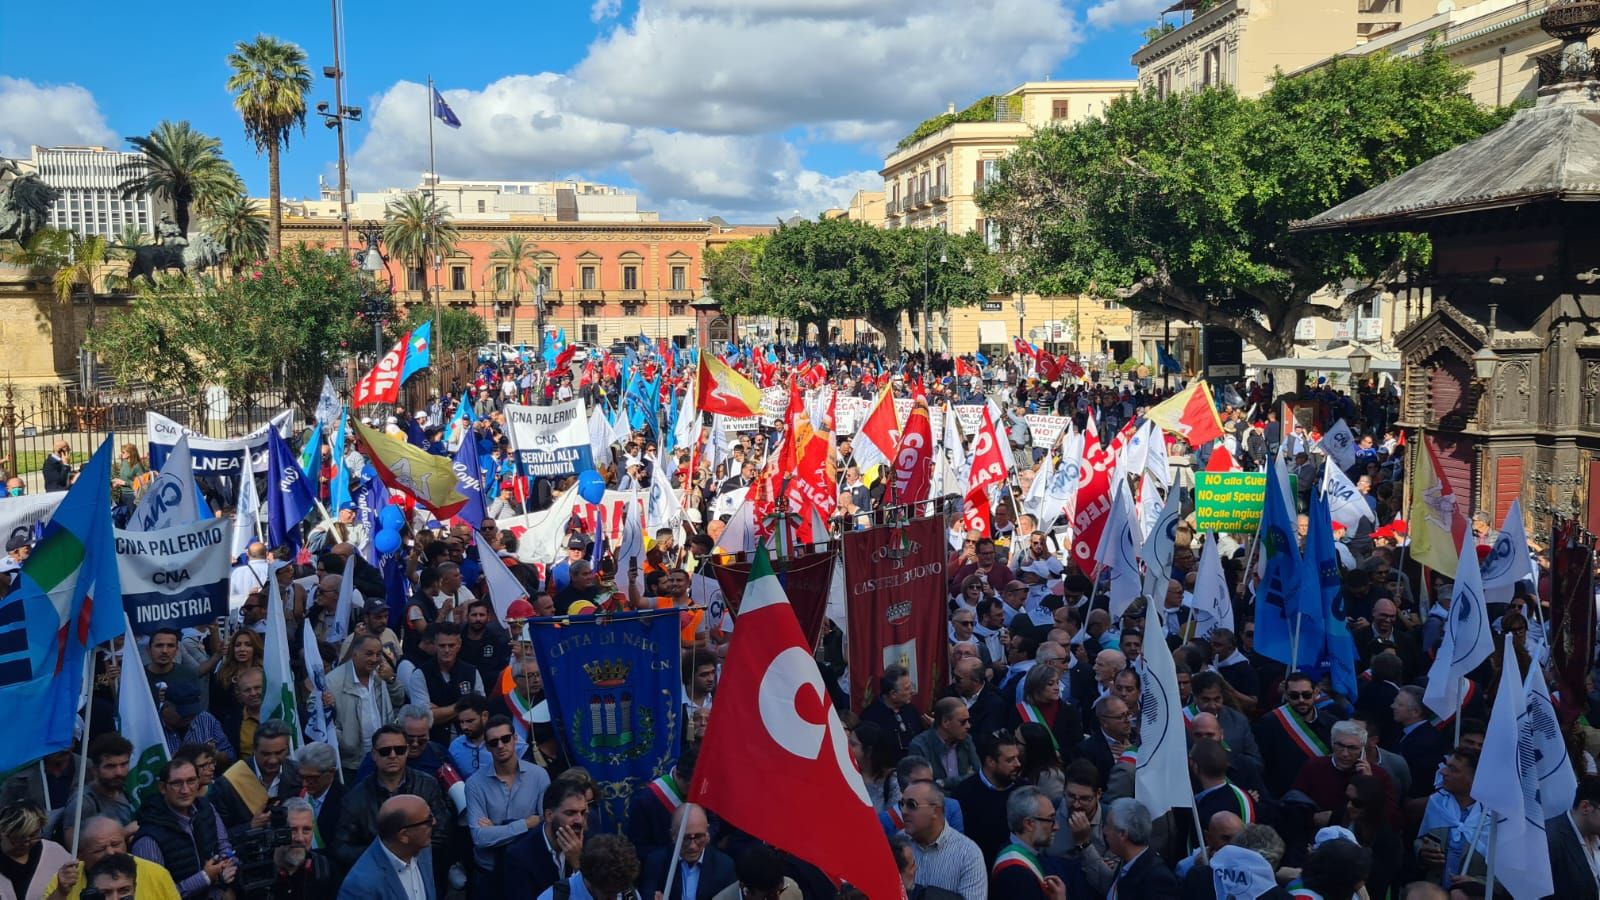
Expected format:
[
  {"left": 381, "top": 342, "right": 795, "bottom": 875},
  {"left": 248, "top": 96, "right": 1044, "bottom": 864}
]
[{"left": 911, "top": 822, "right": 989, "bottom": 900}]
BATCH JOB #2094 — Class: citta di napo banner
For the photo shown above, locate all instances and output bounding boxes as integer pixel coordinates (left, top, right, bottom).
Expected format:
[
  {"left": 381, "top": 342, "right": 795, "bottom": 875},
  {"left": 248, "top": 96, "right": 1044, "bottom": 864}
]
[
  {"left": 116, "top": 519, "right": 235, "bottom": 635},
  {"left": 505, "top": 400, "right": 594, "bottom": 478},
  {"left": 146, "top": 410, "right": 296, "bottom": 478}
]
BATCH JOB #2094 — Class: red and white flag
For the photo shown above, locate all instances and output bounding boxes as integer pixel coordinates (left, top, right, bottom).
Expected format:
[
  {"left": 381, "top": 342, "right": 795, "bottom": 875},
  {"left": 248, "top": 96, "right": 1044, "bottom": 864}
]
[
  {"left": 353, "top": 342, "right": 407, "bottom": 407},
  {"left": 891, "top": 398, "right": 934, "bottom": 505},
  {"left": 851, "top": 384, "right": 901, "bottom": 473},
  {"left": 690, "top": 544, "right": 904, "bottom": 900}
]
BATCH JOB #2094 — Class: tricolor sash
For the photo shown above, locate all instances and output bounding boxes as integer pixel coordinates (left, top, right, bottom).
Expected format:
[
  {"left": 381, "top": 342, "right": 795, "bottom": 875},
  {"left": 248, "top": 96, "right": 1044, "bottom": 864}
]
[
  {"left": 499, "top": 666, "right": 537, "bottom": 740},
  {"left": 1271, "top": 705, "right": 1329, "bottom": 758},
  {"left": 647, "top": 773, "right": 684, "bottom": 813},
  {"left": 993, "top": 842, "right": 1045, "bottom": 885},
  {"left": 1224, "top": 781, "right": 1257, "bottom": 823},
  {"left": 1017, "top": 702, "right": 1059, "bottom": 750}
]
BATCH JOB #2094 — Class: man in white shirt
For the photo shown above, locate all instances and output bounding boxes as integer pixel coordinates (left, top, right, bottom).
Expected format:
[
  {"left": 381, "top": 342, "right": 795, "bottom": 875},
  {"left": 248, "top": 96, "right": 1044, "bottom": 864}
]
[{"left": 900, "top": 780, "right": 987, "bottom": 899}]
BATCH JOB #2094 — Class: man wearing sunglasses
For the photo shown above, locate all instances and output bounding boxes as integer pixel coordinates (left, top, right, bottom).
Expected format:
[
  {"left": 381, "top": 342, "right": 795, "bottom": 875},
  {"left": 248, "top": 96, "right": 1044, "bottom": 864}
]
[
  {"left": 465, "top": 716, "right": 551, "bottom": 883},
  {"left": 332, "top": 726, "right": 451, "bottom": 888},
  {"left": 338, "top": 793, "right": 437, "bottom": 900},
  {"left": 1251, "top": 672, "right": 1336, "bottom": 798}
]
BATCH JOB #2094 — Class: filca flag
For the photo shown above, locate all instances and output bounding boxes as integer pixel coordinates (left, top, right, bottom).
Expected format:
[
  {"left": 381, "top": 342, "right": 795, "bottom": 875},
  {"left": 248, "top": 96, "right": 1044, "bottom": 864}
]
[
  {"left": 353, "top": 420, "right": 469, "bottom": 520},
  {"left": 0, "top": 438, "right": 124, "bottom": 771}
]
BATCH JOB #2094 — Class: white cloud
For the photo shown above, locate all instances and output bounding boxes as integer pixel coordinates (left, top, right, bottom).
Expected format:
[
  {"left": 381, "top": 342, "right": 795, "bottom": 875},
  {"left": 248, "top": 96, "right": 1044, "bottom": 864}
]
[
  {"left": 1086, "top": 0, "right": 1170, "bottom": 29},
  {"left": 0, "top": 77, "right": 118, "bottom": 158},
  {"left": 348, "top": 0, "right": 1087, "bottom": 219}
]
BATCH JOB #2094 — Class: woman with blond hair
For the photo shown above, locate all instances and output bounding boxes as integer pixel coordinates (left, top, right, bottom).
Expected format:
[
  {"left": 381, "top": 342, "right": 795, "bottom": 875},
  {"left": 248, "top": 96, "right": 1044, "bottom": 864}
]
[{"left": 0, "top": 801, "right": 72, "bottom": 900}]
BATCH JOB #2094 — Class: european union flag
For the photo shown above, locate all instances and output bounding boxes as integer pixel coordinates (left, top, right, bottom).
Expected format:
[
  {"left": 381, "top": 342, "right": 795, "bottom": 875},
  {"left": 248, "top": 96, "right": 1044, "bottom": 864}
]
[
  {"left": 527, "top": 609, "right": 682, "bottom": 829},
  {"left": 432, "top": 86, "right": 461, "bottom": 129},
  {"left": 1157, "top": 343, "right": 1182, "bottom": 374},
  {"left": 266, "top": 426, "right": 317, "bottom": 551}
]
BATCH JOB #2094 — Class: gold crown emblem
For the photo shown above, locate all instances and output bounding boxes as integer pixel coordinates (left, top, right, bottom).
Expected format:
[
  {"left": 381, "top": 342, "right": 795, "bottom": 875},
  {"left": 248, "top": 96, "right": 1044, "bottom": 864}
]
[{"left": 583, "top": 659, "right": 632, "bottom": 687}]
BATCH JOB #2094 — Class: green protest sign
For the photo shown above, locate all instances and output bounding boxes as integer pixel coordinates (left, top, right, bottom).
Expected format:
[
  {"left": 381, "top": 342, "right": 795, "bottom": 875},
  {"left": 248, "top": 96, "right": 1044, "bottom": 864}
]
[{"left": 1194, "top": 471, "right": 1296, "bottom": 533}]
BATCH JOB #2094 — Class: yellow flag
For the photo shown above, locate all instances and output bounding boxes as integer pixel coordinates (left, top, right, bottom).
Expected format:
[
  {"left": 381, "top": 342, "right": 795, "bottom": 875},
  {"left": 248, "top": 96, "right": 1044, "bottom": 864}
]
[
  {"left": 353, "top": 420, "right": 469, "bottom": 519},
  {"left": 1406, "top": 437, "right": 1463, "bottom": 573}
]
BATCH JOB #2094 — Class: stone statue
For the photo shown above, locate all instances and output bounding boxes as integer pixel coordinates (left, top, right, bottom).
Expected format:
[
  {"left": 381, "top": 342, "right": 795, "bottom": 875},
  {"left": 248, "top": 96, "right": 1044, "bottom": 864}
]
[
  {"left": 127, "top": 229, "right": 226, "bottom": 282},
  {"left": 0, "top": 159, "right": 60, "bottom": 245}
]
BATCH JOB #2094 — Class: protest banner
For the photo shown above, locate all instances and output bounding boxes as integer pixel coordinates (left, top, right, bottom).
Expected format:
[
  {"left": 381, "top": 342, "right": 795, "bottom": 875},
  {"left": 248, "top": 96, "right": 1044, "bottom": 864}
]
[
  {"left": 0, "top": 493, "right": 63, "bottom": 552},
  {"left": 505, "top": 400, "right": 594, "bottom": 478},
  {"left": 1024, "top": 414, "right": 1071, "bottom": 449},
  {"left": 716, "top": 414, "right": 760, "bottom": 433},
  {"left": 834, "top": 397, "right": 868, "bottom": 435},
  {"left": 892, "top": 398, "right": 943, "bottom": 438},
  {"left": 115, "top": 519, "right": 234, "bottom": 634},
  {"left": 954, "top": 404, "right": 985, "bottom": 434},
  {"left": 145, "top": 410, "right": 296, "bottom": 478},
  {"left": 526, "top": 609, "right": 682, "bottom": 829},
  {"left": 502, "top": 484, "right": 646, "bottom": 565},
  {"left": 843, "top": 516, "right": 947, "bottom": 714},
  {"left": 1193, "top": 471, "right": 1296, "bottom": 532},
  {"left": 703, "top": 547, "right": 837, "bottom": 646}
]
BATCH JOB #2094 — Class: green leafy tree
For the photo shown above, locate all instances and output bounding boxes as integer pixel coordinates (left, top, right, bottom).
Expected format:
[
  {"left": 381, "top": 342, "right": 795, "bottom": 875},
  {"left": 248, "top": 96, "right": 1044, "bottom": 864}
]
[
  {"left": 2, "top": 228, "right": 125, "bottom": 333},
  {"left": 393, "top": 304, "right": 486, "bottom": 354},
  {"left": 382, "top": 193, "right": 459, "bottom": 282},
  {"left": 227, "top": 35, "right": 312, "bottom": 257},
  {"left": 205, "top": 193, "right": 270, "bottom": 275},
  {"left": 117, "top": 121, "right": 243, "bottom": 235},
  {"left": 703, "top": 235, "right": 767, "bottom": 314},
  {"left": 90, "top": 245, "right": 368, "bottom": 414},
  {"left": 979, "top": 50, "right": 1510, "bottom": 357}
]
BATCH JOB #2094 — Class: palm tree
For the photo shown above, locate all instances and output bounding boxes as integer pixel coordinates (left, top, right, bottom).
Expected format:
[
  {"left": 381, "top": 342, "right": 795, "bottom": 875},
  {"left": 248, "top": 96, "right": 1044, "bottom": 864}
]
[
  {"left": 117, "top": 121, "right": 243, "bottom": 235},
  {"left": 3, "top": 229, "right": 119, "bottom": 375},
  {"left": 226, "top": 36, "right": 311, "bottom": 257},
  {"left": 488, "top": 234, "right": 536, "bottom": 343},
  {"left": 205, "top": 193, "right": 269, "bottom": 275},
  {"left": 383, "top": 192, "right": 459, "bottom": 294}
]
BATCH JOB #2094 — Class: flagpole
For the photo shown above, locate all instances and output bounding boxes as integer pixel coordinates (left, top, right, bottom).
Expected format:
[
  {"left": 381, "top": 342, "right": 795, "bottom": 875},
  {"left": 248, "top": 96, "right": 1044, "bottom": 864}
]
[
  {"left": 1458, "top": 810, "right": 1488, "bottom": 874},
  {"left": 426, "top": 74, "right": 443, "bottom": 406},
  {"left": 1484, "top": 819, "right": 1498, "bottom": 898},
  {"left": 68, "top": 646, "right": 96, "bottom": 855},
  {"left": 661, "top": 796, "right": 693, "bottom": 898},
  {"left": 37, "top": 760, "right": 49, "bottom": 814},
  {"left": 1454, "top": 677, "right": 1465, "bottom": 746}
]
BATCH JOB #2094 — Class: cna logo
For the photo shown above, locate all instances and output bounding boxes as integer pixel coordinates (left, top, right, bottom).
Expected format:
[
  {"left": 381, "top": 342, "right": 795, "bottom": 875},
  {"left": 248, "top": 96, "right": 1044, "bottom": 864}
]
[{"left": 1449, "top": 584, "right": 1485, "bottom": 666}]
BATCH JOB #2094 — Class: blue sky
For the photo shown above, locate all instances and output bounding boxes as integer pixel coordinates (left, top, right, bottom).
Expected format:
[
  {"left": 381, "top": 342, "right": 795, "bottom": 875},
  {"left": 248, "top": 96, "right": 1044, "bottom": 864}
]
[{"left": 0, "top": 0, "right": 1160, "bottom": 222}]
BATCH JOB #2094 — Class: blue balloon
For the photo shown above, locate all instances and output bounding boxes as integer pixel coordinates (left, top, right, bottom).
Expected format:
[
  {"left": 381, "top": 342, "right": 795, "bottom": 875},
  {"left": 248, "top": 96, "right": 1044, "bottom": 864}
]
[
  {"left": 374, "top": 528, "right": 401, "bottom": 555},
  {"left": 577, "top": 469, "right": 606, "bottom": 504},
  {"left": 379, "top": 505, "right": 405, "bottom": 531}
]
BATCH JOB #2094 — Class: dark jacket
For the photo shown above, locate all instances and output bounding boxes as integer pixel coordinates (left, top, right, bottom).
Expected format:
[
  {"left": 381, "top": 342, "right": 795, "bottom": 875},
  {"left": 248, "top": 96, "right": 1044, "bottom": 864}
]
[
  {"left": 131, "top": 794, "right": 225, "bottom": 889},
  {"left": 858, "top": 697, "right": 925, "bottom": 764},
  {"left": 640, "top": 845, "right": 738, "bottom": 900},
  {"left": 1110, "top": 848, "right": 1180, "bottom": 900},
  {"left": 1394, "top": 722, "right": 1448, "bottom": 799},
  {"left": 1074, "top": 732, "right": 1118, "bottom": 790},
  {"left": 1545, "top": 812, "right": 1600, "bottom": 900},
  {"left": 1004, "top": 698, "right": 1083, "bottom": 763},
  {"left": 331, "top": 769, "right": 451, "bottom": 870},
  {"left": 496, "top": 824, "right": 564, "bottom": 899},
  {"left": 42, "top": 453, "right": 71, "bottom": 492},
  {"left": 950, "top": 773, "right": 1019, "bottom": 868},
  {"left": 210, "top": 760, "right": 305, "bottom": 836}
]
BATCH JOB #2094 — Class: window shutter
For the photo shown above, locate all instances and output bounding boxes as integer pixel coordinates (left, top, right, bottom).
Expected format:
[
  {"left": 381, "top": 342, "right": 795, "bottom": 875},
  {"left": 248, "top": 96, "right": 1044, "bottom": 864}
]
[
  {"left": 975, "top": 160, "right": 985, "bottom": 188},
  {"left": 975, "top": 217, "right": 985, "bottom": 238}
]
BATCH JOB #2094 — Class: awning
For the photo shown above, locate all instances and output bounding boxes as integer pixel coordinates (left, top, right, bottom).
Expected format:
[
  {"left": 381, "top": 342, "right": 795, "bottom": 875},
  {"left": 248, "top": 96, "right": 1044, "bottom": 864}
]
[
  {"left": 1096, "top": 326, "right": 1133, "bottom": 342},
  {"left": 1257, "top": 354, "right": 1401, "bottom": 373},
  {"left": 978, "top": 321, "right": 1008, "bottom": 346}
]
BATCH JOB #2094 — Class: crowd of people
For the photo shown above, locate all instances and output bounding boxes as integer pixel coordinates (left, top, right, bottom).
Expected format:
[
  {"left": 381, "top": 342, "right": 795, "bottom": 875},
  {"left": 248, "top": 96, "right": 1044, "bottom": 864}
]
[{"left": 0, "top": 343, "right": 1590, "bottom": 900}]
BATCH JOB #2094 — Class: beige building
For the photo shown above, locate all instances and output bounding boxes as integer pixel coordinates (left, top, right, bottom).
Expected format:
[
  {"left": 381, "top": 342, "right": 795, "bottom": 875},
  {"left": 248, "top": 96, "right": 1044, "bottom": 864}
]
[
  {"left": 1132, "top": 0, "right": 1433, "bottom": 99},
  {"left": 286, "top": 175, "right": 657, "bottom": 224},
  {"left": 822, "top": 190, "right": 885, "bottom": 227}
]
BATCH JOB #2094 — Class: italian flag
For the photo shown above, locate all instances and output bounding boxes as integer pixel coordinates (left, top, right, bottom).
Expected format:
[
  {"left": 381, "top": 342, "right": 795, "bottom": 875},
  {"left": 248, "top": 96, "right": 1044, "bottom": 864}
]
[
  {"left": 261, "top": 572, "right": 302, "bottom": 750},
  {"left": 117, "top": 619, "right": 169, "bottom": 807}
]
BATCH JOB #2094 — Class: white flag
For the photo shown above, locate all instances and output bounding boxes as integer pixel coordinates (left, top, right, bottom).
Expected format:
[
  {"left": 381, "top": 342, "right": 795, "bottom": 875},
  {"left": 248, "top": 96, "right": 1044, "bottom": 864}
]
[
  {"left": 475, "top": 529, "right": 528, "bottom": 625},
  {"left": 940, "top": 403, "right": 967, "bottom": 498},
  {"left": 1048, "top": 426, "right": 1084, "bottom": 527},
  {"left": 1139, "top": 484, "right": 1182, "bottom": 604},
  {"left": 1135, "top": 610, "right": 1192, "bottom": 818},
  {"left": 300, "top": 615, "right": 341, "bottom": 771},
  {"left": 1185, "top": 533, "right": 1233, "bottom": 638},
  {"left": 674, "top": 378, "right": 701, "bottom": 452},
  {"left": 985, "top": 398, "right": 1018, "bottom": 475},
  {"left": 128, "top": 435, "right": 204, "bottom": 532},
  {"left": 118, "top": 622, "right": 171, "bottom": 807},
  {"left": 1319, "top": 419, "right": 1356, "bottom": 471},
  {"left": 1022, "top": 454, "right": 1054, "bottom": 521},
  {"left": 1482, "top": 499, "right": 1538, "bottom": 604},
  {"left": 1323, "top": 460, "right": 1375, "bottom": 533},
  {"left": 230, "top": 448, "right": 261, "bottom": 562},
  {"left": 1525, "top": 662, "right": 1578, "bottom": 817},
  {"left": 1143, "top": 424, "right": 1170, "bottom": 492},
  {"left": 647, "top": 450, "right": 684, "bottom": 534},
  {"left": 261, "top": 562, "right": 303, "bottom": 749},
  {"left": 588, "top": 403, "right": 615, "bottom": 470},
  {"left": 1470, "top": 634, "right": 1553, "bottom": 899},
  {"left": 1096, "top": 478, "right": 1141, "bottom": 619},
  {"left": 315, "top": 377, "right": 341, "bottom": 431},
  {"left": 718, "top": 495, "right": 759, "bottom": 554},
  {"left": 614, "top": 500, "right": 646, "bottom": 595},
  {"left": 325, "top": 553, "right": 356, "bottom": 647},
  {"left": 1422, "top": 539, "right": 1494, "bottom": 719}
]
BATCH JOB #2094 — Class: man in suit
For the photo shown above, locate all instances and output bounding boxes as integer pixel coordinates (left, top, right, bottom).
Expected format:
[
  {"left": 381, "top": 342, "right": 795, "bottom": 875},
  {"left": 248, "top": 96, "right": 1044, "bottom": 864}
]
[
  {"left": 210, "top": 719, "right": 304, "bottom": 835},
  {"left": 640, "top": 803, "right": 736, "bottom": 900},
  {"left": 1546, "top": 775, "right": 1600, "bottom": 900},
  {"left": 296, "top": 742, "right": 345, "bottom": 858},
  {"left": 1103, "top": 797, "right": 1179, "bottom": 900},
  {"left": 1190, "top": 672, "right": 1263, "bottom": 769},
  {"left": 1389, "top": 685, "right": 1446, "bottom": 799},
  {"left": 909, "top": 698, "right": 979, "bottom": 790},
  {"left": 497, "top": 777, "right": 590, "bottom": 898},
  {"left": 336, "top": 794, "right": 435, "bottom": 900},
  {"left": 1076, "top": 695, "right": 1133, "bottom": 789},
  {"left": 944, "top": 657, "right": 1006, "bottom": 737}
]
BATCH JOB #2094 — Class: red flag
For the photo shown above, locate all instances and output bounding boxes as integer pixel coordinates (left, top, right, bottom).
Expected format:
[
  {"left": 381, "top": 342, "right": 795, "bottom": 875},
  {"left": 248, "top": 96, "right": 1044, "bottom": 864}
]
[
  {"left": 1070, "top": 412, "right": 1115, "bottom": 575},
  {"left": 954, "top": 357, "right": 976, "bottom": 378},
  {"left": 697, "top": 355, "right": 764, "bottom": 418},
  {"left": 1012, "top": 337, "right": 1036, "bottom": 359},
  {"left": 853, "top": 384, "right": 901, "bottom": 472},
  {"left": 549, "top": 343, "right": 578, "bottom": 372},
  {"left": 690, "top": 545, "right": 904, "bottom": 900},
  {"left": 963, "top": 484, "right": 993, "bottom": 536},
  {"left": 353, "top": 341, "right": 408, "bottom": 407},
  {"left": 1063, "top": 356, "right": 1086, "bottom": 378},
  {"left": 890, "top": 397, "right": 934, "bottom": 504},
  {"left": 1206, "top": 445, "right": 1240, "bottom": 472},
  {"left": 1036, "top": 353, "right": 1062, "bottom": 383},
  {"left": 967, "top": 405, "right": 1009, "bottom": 494}
]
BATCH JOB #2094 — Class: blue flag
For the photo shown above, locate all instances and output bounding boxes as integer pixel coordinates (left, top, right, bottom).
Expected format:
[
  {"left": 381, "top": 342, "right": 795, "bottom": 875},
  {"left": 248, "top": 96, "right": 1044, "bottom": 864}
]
[
  {"left": 443, "top": 395, "right": 477, "bottom": 445},
  {"left": 1157, "top": 343, "right": 1182, "bottom": 374},
  {"left": 451, "top": 434, "right": 487, "bottom": 528},
  {"left": 381, "top": 550, "right": 410, "bottom": 631},
  {"left": 432, "top": 86, "right": 461, "bottom": 129},
  {"left": 1307, "top": 482, "right": 1357, "bottom": 700},
  {"left": 330, "top": 411, "right": 352, "bottom": 512},
  {"left": 0, "top": 438, "right": 124, "bottom": 770},
  {"left": 1254, "top": 454, "right": 1302, "bottom": 667},
  {"left": 974, "top": 350, "right": 990, "bottom": 367},
  {"left": 298, "top": 421, "right": 324, "bottom": 478},
  {"left": 266, "top": 426, "right": 317, "bottom": 550},
  {"left": 556, "top": 328, "right": 567, "bottom": 352},
  {"left": 527, "top": 609, "right": 682, "bottom": 828},
  {"left": 399, "top": 322, "right": 432, "bottom": 385},
  {"left": 353, "top": 472, "right": 389, "bottom": 567}
]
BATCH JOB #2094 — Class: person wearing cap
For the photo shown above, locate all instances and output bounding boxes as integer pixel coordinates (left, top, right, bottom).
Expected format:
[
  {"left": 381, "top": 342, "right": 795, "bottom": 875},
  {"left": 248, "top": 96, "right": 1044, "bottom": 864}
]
[
  {"left": 546, "top": 538, "right": 587, "bottom": 595},
  {"left": 0, "top": 555, "right": 18, "bottom": 597},
  {"left": 159, "top": 680, "right": 235, "bottom": 763},
  {"left": 309, "top": 502, "right": 369, "bottom": 554},
  {"left": 344, "top": 598, "right": 402, "bottom": 661},
  {"left": 484, "top": 483, "right": 523, "bottom": 520},
  {"left": 6, "top": 531, "right": 32, "bottom": 565}
]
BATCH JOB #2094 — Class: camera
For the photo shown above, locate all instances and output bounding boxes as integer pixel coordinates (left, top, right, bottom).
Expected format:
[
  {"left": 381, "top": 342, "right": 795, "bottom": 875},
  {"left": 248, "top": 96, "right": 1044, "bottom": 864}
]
[{"left": 234, "top": 803, "right": 294, "bottom": 896}]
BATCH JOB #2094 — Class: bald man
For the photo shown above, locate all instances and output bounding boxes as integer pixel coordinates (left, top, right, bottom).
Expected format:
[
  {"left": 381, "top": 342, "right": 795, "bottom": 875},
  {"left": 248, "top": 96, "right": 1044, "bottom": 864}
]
[
  {"left": 339, "top": 794, "right": 435, "bottom": 900},
  {"left": 1188, "top": 712, "right": 1270, "bottom": 802},
  {"left": 44, "top": 816, "right": 182, "bottom": 900},
  {"left": 1176, "top": 811, "right": 1246, "bottom": 888}
]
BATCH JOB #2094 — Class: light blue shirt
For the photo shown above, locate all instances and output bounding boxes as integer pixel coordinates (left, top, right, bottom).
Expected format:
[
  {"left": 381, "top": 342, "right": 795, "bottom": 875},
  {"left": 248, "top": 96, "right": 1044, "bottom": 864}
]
[
  {"left": 448, "top": 733, "right": 527, "bottom": 776},
  {"left": 680, "top": 858, "right": 702, "bottom": 900},
  {"left": 465, "top": 759, "right": 551, "bottom": 870}
]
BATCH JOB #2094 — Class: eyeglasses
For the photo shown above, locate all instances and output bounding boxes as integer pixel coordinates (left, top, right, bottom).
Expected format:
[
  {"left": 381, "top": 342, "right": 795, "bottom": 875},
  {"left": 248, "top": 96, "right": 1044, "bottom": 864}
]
[
  {"left": 163, "top": 777, "right": 199, "bottom": 789},
  {"left": 1332, "top": 742, "right": 1364, "bottom": 754},
  {"left": 683, "top": 832, "right": 710, "bottom": 843},
  {"left": 374, "top": 745, "right": 408, "bottom": 758},
  {"left": 486, "top": 734, "right": 516, "bottom": 747},
  {"left": 400, "top": 815, "right": 436, "bottom": 831},
  {"left": 404, "top": 733, "right": 429, "bottom": 744},
  {"left": 1285, "top": 691, "right": 1315, "bottom": 701},
  {"left": 1029, "top": 816, "right": 1057, "bottom": 827},
  {"left": 898, "top": 798, "right": 936, "bottom": 812}
]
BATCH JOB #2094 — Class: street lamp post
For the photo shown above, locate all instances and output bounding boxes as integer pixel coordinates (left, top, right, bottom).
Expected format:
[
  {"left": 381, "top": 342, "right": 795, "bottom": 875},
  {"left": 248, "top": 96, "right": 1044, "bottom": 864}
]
[
  {"left": 921, "top": 233, "right": 946, "bottom": 357},
  {"left": 315, "top": 0, "right": 362, "bottom": 255},
  {"left": 356, "top": 220, "right": 392, "bottom": 366}
]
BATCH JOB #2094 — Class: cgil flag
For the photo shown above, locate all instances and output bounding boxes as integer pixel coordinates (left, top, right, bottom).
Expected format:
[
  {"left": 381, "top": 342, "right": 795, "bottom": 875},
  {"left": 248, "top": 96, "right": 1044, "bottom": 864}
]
[
  {"left": 690, "top": 543, "right": 904, "bottom": 900},
  {"left": 260, "top": 559, "right": 302, "bottom": 750},
  {"left": 118, "top": 617, "right": 170, "bottom": 807},
  {"left": 853, "top": 384, "right": 902, "bottom": 475},
  {"left": 1470, "top": 634, "right": 1553, "bottom": 900},
  {"left": 0, "top": 438, "right": 124, "bottom": 771},
  {"left": 265, "top": 425, "right": 317, "bottom": 550},
  {"left": 1422, "top": 537, "right": 1494, "bottom": 720},
  {"left": 353, "top": 420, "right": 469, "bottom": 520}
]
